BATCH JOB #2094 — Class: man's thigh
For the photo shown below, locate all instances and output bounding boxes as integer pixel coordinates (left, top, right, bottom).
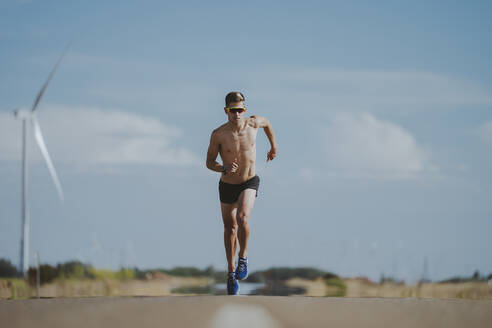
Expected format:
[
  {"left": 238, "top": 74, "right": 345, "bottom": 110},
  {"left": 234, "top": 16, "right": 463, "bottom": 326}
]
[
  {"left": 237, "top": 189, "right": 257, "bottom": 220},
  {"left": 220, "top": 202, "right": 238, "bottom": 226}
]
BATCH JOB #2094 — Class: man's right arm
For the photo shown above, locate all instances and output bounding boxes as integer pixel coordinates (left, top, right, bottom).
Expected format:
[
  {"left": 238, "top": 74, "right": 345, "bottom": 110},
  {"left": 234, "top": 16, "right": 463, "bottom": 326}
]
[{"left": 206, "top": 130, "right": 225, "bottom": 173}]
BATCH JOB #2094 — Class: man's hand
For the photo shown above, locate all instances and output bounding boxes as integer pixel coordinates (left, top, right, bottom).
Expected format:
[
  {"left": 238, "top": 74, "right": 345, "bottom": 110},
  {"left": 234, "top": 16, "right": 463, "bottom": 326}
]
[
  {"left": 267, "top": 147, "right": 277, "bottom": 162},
  {"left": 224, "top": 158, "right": 239, "bottom": 173}
]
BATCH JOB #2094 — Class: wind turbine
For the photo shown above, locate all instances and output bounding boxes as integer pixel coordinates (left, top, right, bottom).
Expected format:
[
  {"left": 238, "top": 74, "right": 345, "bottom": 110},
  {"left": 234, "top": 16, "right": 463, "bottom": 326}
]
[{"left": 14, "top": 46, "right": 69, "bottom": 277}]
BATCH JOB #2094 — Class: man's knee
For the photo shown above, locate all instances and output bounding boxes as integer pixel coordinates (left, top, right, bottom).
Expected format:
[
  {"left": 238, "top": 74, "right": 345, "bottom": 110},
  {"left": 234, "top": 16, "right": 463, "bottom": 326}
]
[
  {"left": 237, "top": 211, "right": 250, "bottom": 226},
  {"left": 224, "top": 222, "right": 238, "bottom": 235}
]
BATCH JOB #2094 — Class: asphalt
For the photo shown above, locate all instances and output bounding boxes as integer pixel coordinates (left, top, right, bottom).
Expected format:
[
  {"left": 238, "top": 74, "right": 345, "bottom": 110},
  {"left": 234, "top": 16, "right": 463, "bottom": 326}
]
[{"left": 1, "top": 296, "right": 491, "bottom": 328}]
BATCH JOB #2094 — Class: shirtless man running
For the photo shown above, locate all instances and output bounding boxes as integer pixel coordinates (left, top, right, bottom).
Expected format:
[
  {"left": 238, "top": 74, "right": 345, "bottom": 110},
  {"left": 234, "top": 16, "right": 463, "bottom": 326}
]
[{"left": 206, "top": 91, "right": 277, "bottom": 295}]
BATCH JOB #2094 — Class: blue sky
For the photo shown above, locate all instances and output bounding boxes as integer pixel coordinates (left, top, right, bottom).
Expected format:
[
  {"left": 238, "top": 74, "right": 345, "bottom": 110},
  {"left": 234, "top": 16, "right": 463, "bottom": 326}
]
[{"left": 1, "top": 0, "right": 491, "bottom": 282}]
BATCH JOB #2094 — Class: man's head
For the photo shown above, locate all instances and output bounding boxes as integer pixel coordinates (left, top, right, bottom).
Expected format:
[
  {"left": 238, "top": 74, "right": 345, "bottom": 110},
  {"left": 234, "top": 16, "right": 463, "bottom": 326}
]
[{"left": 224, "top": 91, "right": 246, "bottom": 122}]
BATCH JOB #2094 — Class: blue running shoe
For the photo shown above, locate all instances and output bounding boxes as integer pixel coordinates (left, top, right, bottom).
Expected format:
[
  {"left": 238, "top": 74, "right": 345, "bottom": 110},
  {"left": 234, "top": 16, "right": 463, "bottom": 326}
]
[
  {"left": 235, "top": 257, "right": 248, "bottom": 280},
  {"left": 227, "top": 273, "right": 239, "bottom": 295}
]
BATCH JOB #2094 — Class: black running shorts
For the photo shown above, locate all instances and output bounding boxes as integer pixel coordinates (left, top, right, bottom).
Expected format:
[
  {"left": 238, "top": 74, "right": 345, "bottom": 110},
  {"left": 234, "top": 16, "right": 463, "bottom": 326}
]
[{"left": 219, "top": 175, "right": 260, "bottom": 204}]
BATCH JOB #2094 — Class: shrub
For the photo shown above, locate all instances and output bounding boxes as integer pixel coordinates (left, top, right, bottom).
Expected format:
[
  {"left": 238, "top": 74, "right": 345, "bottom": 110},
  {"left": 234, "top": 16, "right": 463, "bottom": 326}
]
[
  {"left": 144, "top": 266, "right": 217, "bottom": 278},
  {"left": 325, "top": 277, "right": 346, "bottom": 297},
  {"left": 27, "top": 264, "right": 58, "bottom": 285},
  {"left": 115, "top": 268, "right": 136, "bottom": 280},
  {"left": 379, "top": 274, "right": 404, "bottom": 285},
  {"left": 0, "top": 258, "right": 19, "bottom": 278},
  {"left": 27, "top": 260, "right": 95, "bottom": 285},
  {"left": 162, "top": 267, "right": 209, "bottom": 277},
  {"left": 86, "top": 267, "right": 136, "bottom": 280},
  {"left": 250, "top": 267, "right": 336, "bottom": 283},
  {"left": 56, "top": 261, "right": 94, "bottom": 280},
  {"left": 439, "top": 270, "right": 492, "bottom": 284}
]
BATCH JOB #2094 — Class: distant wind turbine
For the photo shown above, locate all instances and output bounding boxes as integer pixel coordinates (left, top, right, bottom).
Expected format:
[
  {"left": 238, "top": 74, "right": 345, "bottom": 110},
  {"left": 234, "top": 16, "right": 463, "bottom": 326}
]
[{"left": 14, "top": 45, "right": 69, "bottom": 277}]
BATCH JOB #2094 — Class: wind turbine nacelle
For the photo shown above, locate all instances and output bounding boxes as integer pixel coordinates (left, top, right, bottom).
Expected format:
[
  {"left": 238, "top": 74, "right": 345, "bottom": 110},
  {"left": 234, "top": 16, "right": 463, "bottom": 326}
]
[{"left": 14, "top": 109, "right": 34, "bottom": 120}]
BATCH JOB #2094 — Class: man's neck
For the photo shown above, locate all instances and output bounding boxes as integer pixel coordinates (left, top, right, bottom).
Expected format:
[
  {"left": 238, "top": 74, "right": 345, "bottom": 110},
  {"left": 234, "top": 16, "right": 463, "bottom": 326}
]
[{"left": 228, "top": 119, "right": 246, "bottom": 132}]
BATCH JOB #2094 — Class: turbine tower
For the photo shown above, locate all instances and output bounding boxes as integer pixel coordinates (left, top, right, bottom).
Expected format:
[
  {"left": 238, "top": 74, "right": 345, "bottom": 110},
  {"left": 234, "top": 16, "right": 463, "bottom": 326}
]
[{"left": 15, "top": 45, "right": 69, "bottom": 277}]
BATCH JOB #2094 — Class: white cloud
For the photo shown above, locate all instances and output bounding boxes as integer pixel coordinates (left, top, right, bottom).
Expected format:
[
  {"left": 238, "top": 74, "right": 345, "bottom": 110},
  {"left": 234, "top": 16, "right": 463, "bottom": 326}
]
[
  {"left": 321, "top": 113, "right": 434, "bottom": 179},
  {"left": 0, "top": 106, "right": 198, "bottom": 168},
  {"left": 248, "top": 68, "right": 492, "bottom": 113},
  {"left": 476, "top": 121, "right": 492, "bottom": 146},
  {"left": 295, "top": 69, "right": 491, "bottom": 104}
]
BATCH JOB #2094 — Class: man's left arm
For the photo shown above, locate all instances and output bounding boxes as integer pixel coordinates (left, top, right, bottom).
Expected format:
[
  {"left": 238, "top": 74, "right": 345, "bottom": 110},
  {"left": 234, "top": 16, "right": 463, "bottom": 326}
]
[{"left": 252, "top": 116, "right": 277, "bottom": 161}]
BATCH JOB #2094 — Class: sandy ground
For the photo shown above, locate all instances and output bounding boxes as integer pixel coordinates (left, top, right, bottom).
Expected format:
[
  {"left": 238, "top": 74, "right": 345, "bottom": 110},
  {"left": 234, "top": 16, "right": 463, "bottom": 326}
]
[
  {"left": 281, "top": 277, "right": 492, "bottom": 299},
  {"left": 343, "top": 278, "right": 492, "bottom": 299},
  {"left": 3, "top": 277, "right": 491, "bottom": 300},
  {"left": 0, "top": 276, "right": 212, "bottom": 299},
  {"left": 1, "top": 296, "right": 491, "bottom": 328}
]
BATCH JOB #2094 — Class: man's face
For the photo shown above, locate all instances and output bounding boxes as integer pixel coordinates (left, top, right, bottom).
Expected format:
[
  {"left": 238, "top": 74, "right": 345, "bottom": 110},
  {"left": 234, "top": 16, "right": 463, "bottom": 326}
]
[{"left": 224, "top": 101, "right": 246, "bottom": 122}]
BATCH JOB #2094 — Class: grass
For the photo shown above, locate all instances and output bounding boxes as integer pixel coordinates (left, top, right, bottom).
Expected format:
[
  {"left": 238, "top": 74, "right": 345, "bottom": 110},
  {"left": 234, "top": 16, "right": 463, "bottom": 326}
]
[
  {"left": 87, "top": 268, "right": 136, "bottom": 280},
  {"left": 325, "top": 277, "right": 347, "bottom": 297},
  {"left": 0, "top": 278, "right": 31, "bottom": 299}
]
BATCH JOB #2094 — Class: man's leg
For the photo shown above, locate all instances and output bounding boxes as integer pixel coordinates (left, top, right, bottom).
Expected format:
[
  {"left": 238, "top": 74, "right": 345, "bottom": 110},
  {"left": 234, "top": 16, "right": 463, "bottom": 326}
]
[
  {"left": 237, "top": 189, "right": 256, "bottom": 259},
  {"left": 220, "top": 202, "right": 238, "bottom": 273}
]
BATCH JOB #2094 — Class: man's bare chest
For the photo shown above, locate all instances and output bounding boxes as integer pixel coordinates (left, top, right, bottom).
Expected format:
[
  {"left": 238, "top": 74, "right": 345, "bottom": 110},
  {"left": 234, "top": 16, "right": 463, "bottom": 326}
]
[{"left": 219, "top": 128, "right": 258, "bottom": 154}]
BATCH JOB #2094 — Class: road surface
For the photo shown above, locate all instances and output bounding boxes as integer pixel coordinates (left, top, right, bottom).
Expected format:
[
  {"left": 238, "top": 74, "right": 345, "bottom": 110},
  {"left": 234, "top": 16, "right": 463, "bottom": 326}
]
[{"left": 1, "top": 296, "right": 491, "bottom": 328}]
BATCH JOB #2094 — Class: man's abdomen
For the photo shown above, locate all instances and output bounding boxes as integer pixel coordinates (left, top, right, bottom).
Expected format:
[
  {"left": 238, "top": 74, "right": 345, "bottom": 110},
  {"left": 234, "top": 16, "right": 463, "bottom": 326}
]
[{"left": 221, "top": 162, "right": 256, "bottom": 184}]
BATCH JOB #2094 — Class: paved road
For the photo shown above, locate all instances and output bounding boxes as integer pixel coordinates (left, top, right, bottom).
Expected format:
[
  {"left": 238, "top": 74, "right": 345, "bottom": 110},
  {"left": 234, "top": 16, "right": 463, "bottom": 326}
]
[{"left": 1, "top": 296, "right": 491, "bottom": 328}]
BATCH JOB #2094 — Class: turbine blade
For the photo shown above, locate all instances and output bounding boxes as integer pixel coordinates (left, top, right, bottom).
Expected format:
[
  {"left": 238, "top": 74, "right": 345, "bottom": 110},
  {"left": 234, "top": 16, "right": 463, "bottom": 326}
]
[
  {"left": 31, "top": 42, "right": 71, "bottom": 112},
  {"left": 32, "top": 117, "right": 64, "bottom": 201}
]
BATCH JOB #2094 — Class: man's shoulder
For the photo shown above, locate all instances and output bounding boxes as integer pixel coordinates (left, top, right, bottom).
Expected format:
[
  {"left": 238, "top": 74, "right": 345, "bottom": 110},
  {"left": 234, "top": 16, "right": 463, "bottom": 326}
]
[
  {"left": 212, "top": 123, "right": 229, "bottom": 137},
  {"left": 247, "top": 115, "right": 263, "bottom": 128}
]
